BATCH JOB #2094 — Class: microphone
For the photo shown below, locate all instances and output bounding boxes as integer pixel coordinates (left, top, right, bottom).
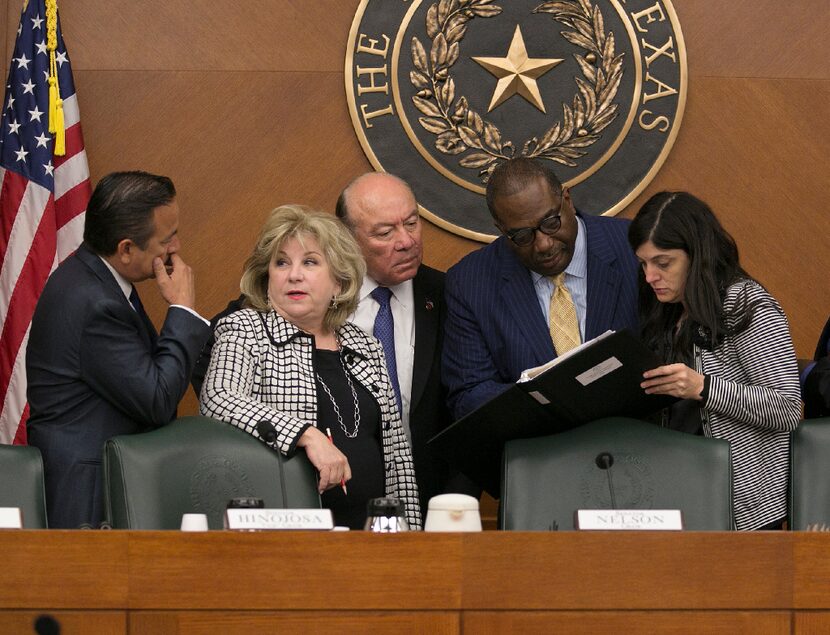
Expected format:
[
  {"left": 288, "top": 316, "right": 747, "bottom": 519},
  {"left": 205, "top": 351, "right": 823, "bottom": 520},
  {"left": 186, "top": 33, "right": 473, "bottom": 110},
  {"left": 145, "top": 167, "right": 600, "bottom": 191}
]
[
  {"left": 256, "top": 420, "right": 278, "bottom": 444},
  {"left": 595, "top": 452, "right": 617, "bottom": 510},
  {"left": 34, "top": 615, "right": 61, "bottom": 635},
  {"left": 256, "top": 420, "right": 288, "bottom": 508}
]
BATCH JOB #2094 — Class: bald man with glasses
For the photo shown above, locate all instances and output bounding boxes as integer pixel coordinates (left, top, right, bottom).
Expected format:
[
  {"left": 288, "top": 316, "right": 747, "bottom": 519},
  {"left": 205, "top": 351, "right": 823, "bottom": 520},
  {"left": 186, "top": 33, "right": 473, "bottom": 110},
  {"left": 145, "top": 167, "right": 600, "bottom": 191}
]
[{"left": 443, "top": 157, "right": 640, "bottom": 420}]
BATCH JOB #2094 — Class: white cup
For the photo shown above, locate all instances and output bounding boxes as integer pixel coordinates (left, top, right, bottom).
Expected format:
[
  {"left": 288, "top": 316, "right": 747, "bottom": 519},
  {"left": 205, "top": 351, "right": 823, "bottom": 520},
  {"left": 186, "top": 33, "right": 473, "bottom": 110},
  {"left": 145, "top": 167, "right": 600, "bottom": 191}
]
[
  {"left": 180, "top": 513, "right": 209, "bottom": 532},
  {"left": 424, "top": 494, "right": 482, "bottom": 532}
]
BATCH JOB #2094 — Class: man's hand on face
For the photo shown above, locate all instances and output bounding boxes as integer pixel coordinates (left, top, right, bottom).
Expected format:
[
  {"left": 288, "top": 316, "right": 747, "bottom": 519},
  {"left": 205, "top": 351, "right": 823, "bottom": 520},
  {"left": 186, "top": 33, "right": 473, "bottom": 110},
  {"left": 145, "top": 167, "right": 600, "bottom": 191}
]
[{"left": 153, "top": 253, "right": 196, "bottom": 309}]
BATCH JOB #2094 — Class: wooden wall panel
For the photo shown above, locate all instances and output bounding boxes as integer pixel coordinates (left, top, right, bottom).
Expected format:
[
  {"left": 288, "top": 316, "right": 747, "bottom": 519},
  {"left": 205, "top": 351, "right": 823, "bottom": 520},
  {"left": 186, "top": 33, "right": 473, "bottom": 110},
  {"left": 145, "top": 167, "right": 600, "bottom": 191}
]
[
  {"left": 126, "top": 532, "right": 463, "bottom": 610},
  {"left": 0, "top": 611, "right": 126, "bottom": 635},
  {"left": 75, "top": 69, "right": 371, "bottom": 317},
  {"left": 3, "top": 0, "right": 828, "bottom": 419},
  {"left": 4, "top": 0, "right": 19, "bottom": 81},
  {"left": 58, "top": 1, "right": 360, "bottom": 72},
  {"left": 0, "top": 531, "right": 128, "bottom": 609},
  {"left": 461, "top": 532, "right": 792, "bottom": 610},
  {"left": 130, "top": 611, "right": 459, "bottom": 635},
  {"left": 794, "top": 612, "right": 830, "bottom": 634},
  {"left": 464, "top": 610, "right": 792, "bottom": 634},
  {"left": 681, "top": 0, "right": 830, "bottom": 79}
]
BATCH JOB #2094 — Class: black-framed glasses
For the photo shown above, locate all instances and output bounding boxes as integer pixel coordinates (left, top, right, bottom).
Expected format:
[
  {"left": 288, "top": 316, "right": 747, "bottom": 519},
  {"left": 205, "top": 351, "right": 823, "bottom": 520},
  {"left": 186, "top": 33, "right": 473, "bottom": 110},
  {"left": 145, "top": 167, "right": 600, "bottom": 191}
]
[{"left": 502, "top": 190, "right": 567, "bottom": 247}]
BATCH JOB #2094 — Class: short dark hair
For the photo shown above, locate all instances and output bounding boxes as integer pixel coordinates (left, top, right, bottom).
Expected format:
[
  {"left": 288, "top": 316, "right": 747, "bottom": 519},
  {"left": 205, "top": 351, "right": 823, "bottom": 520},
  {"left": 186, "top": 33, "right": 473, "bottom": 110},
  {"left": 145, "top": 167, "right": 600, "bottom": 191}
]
[
  {"left": 334, "top": 184, "right": 351, "bottom": 227},
  {"left": 83, "top": 171, "right": 176, "bottom": 255},
  {"left": 485, "top": 158, "right": 563, "bottom": 220}
]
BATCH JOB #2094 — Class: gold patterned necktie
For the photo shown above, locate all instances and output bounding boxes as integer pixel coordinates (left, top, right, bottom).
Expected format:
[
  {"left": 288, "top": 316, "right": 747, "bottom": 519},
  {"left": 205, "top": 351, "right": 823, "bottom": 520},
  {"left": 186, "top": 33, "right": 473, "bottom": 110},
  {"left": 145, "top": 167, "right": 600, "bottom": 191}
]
[{"left": 548, "top": 273, "right": 581, "bottom": 355}]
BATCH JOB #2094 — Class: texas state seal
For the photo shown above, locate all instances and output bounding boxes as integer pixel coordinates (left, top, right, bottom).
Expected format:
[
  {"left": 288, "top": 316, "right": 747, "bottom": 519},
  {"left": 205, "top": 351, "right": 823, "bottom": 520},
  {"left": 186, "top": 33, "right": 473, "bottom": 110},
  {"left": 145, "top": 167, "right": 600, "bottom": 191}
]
[{"left": 346, "top": 0, "right": 687, "bottom": 241}]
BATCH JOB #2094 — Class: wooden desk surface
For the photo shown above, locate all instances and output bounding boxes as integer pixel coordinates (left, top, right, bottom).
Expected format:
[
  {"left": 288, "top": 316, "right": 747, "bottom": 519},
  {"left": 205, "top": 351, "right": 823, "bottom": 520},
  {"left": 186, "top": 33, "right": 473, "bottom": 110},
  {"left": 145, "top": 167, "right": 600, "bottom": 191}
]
[{"left": 2, "top": 531, "right": 829, "bottom": 634}]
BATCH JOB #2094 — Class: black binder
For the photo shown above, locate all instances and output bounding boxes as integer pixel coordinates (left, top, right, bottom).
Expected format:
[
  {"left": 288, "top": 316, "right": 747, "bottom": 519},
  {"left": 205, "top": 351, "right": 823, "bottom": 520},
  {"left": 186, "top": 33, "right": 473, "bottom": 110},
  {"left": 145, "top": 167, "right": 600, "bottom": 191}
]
[{"left": 429, "top": 330, "right": 676, "bottom": 496}]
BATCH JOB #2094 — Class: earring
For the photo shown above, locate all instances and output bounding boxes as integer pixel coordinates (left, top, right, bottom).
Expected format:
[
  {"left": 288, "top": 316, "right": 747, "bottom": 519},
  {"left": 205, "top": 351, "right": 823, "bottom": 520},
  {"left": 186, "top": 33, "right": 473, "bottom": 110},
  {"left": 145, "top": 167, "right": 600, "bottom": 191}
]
[{"left": 330, "top": 295, "right": 339, "bottom": 309}]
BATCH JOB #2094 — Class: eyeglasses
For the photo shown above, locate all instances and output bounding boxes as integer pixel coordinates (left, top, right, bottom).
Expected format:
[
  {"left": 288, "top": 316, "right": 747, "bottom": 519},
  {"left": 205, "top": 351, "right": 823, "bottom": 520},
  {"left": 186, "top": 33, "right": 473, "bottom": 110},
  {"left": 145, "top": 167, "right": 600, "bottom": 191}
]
[{"left": 502, "top": 190, "right": 567, "bottom": 247}]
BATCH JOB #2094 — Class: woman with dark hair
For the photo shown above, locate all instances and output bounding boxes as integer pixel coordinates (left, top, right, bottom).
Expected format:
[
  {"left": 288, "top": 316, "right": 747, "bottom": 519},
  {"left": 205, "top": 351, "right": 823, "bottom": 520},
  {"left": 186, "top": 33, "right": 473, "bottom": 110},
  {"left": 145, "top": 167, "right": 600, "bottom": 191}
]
[{"left": 628, "top": 191, "right": 801, "bottom": 531}]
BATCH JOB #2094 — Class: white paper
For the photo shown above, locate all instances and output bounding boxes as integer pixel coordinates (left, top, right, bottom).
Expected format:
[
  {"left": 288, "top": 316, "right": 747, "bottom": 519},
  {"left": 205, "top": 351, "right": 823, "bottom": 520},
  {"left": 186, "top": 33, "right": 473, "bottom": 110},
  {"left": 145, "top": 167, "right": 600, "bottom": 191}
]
[
  {"left": 518, "top": 330, "right": 616, "bottom": 382},
  {"left": 575, "top": 356, "right": 623, "bottom": 386}
]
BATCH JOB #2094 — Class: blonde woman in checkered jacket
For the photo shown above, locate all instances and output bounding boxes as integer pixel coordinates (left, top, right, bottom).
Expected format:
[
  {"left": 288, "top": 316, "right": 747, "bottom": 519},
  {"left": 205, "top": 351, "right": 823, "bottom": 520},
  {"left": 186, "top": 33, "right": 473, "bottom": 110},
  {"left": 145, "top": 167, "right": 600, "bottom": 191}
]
[
  {"left": 200, "top": 205, "right": 421, "bottom": 529},
  {"left": 630, "top": 192, "right": 801, "bottom": 531}
]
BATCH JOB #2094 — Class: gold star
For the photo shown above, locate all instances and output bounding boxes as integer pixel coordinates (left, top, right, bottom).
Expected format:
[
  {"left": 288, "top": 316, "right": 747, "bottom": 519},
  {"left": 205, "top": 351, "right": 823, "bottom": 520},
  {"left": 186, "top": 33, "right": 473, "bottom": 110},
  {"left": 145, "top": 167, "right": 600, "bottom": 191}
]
[{"left": 472, "top": 25, "right": 563, "bottom": 114}]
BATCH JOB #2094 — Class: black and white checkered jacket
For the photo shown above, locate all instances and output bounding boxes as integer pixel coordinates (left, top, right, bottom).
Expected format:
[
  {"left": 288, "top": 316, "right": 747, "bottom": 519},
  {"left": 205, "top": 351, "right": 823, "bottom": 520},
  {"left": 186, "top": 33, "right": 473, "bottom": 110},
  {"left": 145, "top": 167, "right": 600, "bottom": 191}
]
[
  {"left": 199, "top": 308, "right": 421, "bottom": 529},
  {"left": 697, "top": 280, "right": 801, "bottom": 531}
]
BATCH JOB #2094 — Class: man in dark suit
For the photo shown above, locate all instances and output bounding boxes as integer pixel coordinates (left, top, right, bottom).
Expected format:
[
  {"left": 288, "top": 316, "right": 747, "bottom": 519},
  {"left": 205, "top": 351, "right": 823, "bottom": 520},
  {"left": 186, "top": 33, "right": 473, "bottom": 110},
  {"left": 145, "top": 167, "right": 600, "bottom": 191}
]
[
  {"left": 335, "top": 172, "right": 459, "bottom": 513},
  {"left": 26, "top": 171, "right": 211, "bottom": 528},
  {"left": 803, "top": 315, "right": 830, "bottom": 418},
  {"left": 443, "top": 157, "right": 640, "bottom": 420}
]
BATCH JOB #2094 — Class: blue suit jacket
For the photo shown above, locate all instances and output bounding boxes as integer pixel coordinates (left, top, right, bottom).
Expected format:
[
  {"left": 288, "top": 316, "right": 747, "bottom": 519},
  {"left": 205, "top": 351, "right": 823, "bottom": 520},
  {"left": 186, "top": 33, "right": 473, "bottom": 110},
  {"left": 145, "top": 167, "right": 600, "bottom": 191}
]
[
  {"left": 26, "top": 245, "right": 211, "bottom": 528},
  {"left": 443, "top": 213, "right": 639, "bottom": 420}
]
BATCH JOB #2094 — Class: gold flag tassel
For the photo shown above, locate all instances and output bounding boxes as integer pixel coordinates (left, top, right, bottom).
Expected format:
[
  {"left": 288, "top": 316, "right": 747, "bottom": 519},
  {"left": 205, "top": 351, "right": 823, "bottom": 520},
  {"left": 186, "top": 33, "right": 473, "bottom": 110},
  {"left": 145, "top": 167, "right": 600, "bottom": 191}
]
[{"left": 46, "top": 0, "right": 65, "bottom": 156}]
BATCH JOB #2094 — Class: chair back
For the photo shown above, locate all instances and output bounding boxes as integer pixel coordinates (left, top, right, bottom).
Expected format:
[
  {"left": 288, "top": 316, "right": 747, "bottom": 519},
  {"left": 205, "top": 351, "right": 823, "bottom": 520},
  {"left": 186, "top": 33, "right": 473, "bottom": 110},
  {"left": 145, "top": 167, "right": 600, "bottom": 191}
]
[
  {"left": 501, "top": 417, "right": 733, "bottom": 530},
  {"left": 104, "top": 416, "right": 320, "bottom": 529},
  {"left": 0, "top": 444, "right": 48, "bottom": 528},
  {"left": 790, "top": 418, "right": 830, "bottom": 530}
]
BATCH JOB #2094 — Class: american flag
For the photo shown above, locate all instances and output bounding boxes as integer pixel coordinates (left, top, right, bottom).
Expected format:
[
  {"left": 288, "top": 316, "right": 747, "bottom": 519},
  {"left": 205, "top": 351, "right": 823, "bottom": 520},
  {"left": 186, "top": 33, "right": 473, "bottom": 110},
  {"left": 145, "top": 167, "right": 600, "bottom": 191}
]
[{"left": 0, "top": 0, "right": 91, "bottom": 445}]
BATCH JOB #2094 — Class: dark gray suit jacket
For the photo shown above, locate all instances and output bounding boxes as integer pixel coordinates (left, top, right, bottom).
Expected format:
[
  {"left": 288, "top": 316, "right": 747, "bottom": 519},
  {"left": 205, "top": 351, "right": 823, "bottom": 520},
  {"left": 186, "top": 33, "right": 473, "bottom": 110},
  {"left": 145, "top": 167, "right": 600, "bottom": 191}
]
[
  {"left": 26, "top": 245, "right": 210, "bottom": 528},
  {"left": 804, "top": 315, "right": 830, "bottom": 418},
  {"left": 407, "top": 265, "right": 458, "bottom": 511}
]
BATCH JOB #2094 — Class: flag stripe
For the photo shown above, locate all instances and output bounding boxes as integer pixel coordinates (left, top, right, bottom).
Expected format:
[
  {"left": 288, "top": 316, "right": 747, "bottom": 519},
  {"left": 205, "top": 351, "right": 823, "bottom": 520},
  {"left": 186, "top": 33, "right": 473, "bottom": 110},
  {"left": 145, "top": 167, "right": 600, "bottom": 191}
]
[
  {"left": 56, "top": 210, "right": 85, "bottom": 263},
  {"left": 0, "top": 179, "right": 51, "bottom": 330},
  {"left": 0, "top": 169, "right": 28, "bottom": 267},
  {"left": 12, "top": 404, "right": 28, "bottom": 445},
  {"left": 0, "top": 326, "right": 30, "bottom": 445},
  {"left": 0, "top": 195, "right": 56, "bottom": 402},
  {"left": 53, "top": 122, "right": 85, "bottom": 170},
  {"left": 54, "top": 148, "right": 89, "bottom": 199},
  {"left": 55, "top": 177, "right": 89, "bottom": 230},
  {"left": 62, "top": 93, "right": 80, "bottom": 129}
]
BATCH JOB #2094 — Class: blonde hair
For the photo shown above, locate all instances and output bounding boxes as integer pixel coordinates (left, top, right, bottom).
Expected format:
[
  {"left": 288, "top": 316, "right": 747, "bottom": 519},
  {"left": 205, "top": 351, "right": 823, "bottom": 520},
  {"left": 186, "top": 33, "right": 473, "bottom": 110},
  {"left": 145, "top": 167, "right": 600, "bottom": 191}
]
[{"left": 240, "top": 204, "right": 366, "bottom": 332}]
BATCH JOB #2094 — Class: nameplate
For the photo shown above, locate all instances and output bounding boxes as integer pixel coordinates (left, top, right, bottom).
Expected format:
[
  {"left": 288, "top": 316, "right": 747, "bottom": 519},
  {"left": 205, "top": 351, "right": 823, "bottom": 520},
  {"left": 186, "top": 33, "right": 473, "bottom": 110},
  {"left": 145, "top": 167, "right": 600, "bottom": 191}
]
[
  {"left": 575, "top": 509, "right": 683, "bottom": 530},
  {"left": 224, "top": 508, "right": 334, "bottom": 531},
  {"left": 0, "top": 507, "right": 23, "bottom": 529}
]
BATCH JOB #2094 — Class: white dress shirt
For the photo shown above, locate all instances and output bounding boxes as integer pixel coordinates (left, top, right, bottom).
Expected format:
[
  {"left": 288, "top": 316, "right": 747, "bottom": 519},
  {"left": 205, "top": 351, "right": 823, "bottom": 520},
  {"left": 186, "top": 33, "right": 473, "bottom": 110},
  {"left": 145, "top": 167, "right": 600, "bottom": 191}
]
[{"left": 350, "top": 276, "right": 415, "bottom": 443}]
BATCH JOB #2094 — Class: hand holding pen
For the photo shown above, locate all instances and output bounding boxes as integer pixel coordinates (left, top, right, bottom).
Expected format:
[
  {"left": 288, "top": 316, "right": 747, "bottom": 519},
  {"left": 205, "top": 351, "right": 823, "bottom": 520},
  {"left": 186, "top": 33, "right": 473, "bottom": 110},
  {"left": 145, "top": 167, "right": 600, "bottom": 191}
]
[{"left": 326, "top": 427, "right": 348, "bottom": 495}]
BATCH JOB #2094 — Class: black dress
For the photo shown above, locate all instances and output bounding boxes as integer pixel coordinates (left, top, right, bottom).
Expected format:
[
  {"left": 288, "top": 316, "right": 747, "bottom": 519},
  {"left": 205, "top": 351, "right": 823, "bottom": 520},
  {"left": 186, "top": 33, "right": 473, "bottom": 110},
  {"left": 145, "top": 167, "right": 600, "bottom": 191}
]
[{"left": 314, "top": 349, "right": 385, "bottom": 529}]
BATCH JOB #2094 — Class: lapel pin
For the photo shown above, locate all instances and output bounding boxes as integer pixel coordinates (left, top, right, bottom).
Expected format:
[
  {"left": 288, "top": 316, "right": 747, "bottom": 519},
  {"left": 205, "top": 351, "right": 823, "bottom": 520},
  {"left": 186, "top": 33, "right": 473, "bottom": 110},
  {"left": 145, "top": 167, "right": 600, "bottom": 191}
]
[{"left": 425, "top": 300, "right": 434, "bottom": 311}]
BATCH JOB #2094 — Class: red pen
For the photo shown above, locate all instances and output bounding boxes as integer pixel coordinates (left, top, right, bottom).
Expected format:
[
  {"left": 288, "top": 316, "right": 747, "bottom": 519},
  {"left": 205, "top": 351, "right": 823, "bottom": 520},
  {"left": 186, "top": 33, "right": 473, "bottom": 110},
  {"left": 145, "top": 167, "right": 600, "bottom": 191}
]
[{"left": 326, "top": 427, "right": 348, "bottom": 495}]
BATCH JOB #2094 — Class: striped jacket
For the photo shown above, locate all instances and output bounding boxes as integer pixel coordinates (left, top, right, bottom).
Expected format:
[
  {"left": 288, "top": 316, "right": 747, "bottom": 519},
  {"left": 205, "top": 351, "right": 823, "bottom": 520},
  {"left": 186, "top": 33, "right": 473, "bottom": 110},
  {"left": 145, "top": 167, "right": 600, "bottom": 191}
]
[
  {"left": 200, "top": 308, "right": 421, "bottom": 529},
  {"left": 696, "top": 280, "right": 801, "bottom": 530}
]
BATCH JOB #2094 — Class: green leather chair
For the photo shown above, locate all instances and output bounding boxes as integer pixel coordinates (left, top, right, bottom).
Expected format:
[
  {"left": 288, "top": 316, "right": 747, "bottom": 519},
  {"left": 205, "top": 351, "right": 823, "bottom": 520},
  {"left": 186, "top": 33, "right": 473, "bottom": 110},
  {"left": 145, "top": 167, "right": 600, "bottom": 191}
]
[
  {"left": 501, "top": 417, "right": 733, "bottom": 530},
  {"left": 0, "top": 444, "right": 48, "bottom": 528},
  {"left": 790, "top": 417, "right": 830, "bottom": 530},
  {"left": 104, "top": 416, "right": 320, "bottom": 529}
]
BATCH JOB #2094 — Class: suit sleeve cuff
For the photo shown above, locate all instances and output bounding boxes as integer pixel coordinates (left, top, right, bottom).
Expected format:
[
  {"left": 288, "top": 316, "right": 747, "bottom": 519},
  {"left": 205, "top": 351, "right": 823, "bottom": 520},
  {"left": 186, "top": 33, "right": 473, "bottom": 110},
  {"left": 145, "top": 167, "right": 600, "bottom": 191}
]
[{"left": 170, "top": 304, "right": 210, "bottom": 327}]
